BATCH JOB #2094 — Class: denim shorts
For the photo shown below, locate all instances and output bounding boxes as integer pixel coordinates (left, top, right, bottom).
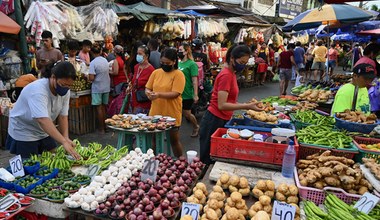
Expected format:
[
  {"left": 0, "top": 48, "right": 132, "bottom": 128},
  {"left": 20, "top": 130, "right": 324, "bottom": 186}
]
[{"left": 279, "top": 68, "right": 292, "bottom": 81}]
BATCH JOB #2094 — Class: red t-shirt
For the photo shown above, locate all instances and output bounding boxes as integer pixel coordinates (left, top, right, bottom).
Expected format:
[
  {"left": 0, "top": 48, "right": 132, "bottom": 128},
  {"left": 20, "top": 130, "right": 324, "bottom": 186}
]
[
  {"left": 132, "top": 63, "right": 155, "bottom": 109},
  {"left": 279, "top": 51, "right": 294, "bottom": 69},
  {"left": 113, "top": 56, "right": 128, "bottom": 86},
  {"left": 208, "top": 67, "right": 239, "bottom": 120},
  {"left": 328, "top": 48, "right": 338, "bottom": 61}
]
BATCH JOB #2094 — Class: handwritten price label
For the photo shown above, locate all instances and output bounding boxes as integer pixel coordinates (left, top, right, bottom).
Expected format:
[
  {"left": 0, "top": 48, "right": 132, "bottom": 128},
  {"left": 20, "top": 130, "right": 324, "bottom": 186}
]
[
  {"left": 181, "top": 202, "right": 200, "bottom": 220},
  {"left": 87, "top": 164, "right": 101, "bottom": 179},
  {"left": 271, "top": 200, "right": 295, "bottom": 220},
  {"left": 141, "top": 159, "right": 159, "bottom": 182},
  {"left": 9, "top": 155, "right": 24, "bottom": 177},
  {"left": 354, "top": 192, "right": 380, "bottom": 214},
  {"left": 0, "top": 194, "right": 18, "bottom": 212}
]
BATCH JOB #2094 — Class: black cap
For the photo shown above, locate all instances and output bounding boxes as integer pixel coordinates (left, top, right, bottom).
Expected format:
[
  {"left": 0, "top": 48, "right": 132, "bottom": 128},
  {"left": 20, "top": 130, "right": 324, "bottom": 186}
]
[{"left": 353, "top": 63, "right": 375, "bottom": 79}]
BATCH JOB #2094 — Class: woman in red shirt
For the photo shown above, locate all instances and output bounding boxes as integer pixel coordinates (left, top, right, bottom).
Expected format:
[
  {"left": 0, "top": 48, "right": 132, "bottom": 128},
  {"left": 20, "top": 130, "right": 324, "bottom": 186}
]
[
  {"left": 111, "top": 45, "right": 128, "bottom": 96},
  {"left": 131, "top": 45, "right": 155, "bottom": 114},
  {"left": 199, "top": 44, "right": 264, "bottom": 164}
]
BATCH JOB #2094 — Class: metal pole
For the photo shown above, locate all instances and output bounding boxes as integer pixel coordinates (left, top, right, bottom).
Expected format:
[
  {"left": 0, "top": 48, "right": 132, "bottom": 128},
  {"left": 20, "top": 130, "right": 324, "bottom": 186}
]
[{"left": 14, "top": 0, "right": 29, "bottom": 74}]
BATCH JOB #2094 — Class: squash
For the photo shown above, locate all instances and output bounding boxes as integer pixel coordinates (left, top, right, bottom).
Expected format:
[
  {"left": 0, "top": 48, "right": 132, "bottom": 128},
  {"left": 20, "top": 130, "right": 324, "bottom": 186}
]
[{"left": 252, "top": 211, "right": 270, "bottom": 220}]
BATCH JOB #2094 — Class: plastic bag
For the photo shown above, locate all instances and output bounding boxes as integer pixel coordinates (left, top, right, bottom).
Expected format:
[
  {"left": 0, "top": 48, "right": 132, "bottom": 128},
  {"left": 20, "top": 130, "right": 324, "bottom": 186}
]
[{"left": 273, "top": 74, "right": 280, "bottom": 82}]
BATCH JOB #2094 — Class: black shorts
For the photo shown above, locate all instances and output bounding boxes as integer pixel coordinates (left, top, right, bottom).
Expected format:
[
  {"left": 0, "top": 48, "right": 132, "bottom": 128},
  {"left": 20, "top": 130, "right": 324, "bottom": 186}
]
[
  {"left": 6, "top": 134, "right": 57, "bottom": 159},
  {"left": 182, "top": 99, "right": 194, "bottom": 110},
  {"left": 305, "top": 60, "right": 313, "bottom": 71}
]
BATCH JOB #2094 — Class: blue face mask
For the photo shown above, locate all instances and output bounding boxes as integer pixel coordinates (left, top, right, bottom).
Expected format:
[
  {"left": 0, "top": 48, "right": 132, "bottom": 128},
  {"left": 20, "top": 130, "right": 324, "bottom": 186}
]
[
  {"left": 234, "top": 60, "right": 246, "bottom": 73},
  {"left": 136, "top": 55, "right": 144, "bottom": 63},
  {"left": 56, "top": 82, "right": 70, "bottom": 96}
]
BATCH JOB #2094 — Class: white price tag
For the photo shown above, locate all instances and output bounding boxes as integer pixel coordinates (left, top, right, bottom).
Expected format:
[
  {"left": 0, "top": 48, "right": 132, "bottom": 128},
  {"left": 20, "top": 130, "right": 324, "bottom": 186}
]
[
  {"left": 9, "top": 155, "right": 24, "bottom": 177},
  {"left": 271, "top": 200, "right": 296, "bottom": 220},
  {"left": 0, "top": 194, "right": 18, "bottom": 212},
  {"left": 181, "top": 202, "right": 200, "bottom": 220},
  {"left": 354, "top": 192, "right": 380, "bottom": 214},
  {"left": 87, "top": 164, "right": 101, "bottom": 179},
  {"left": 141, "top": 159, "right": 159, "bottom": 182}
]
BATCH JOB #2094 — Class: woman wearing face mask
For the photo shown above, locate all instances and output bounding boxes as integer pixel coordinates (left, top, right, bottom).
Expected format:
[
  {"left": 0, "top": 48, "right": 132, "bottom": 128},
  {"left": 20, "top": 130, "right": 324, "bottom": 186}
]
[
  {"left": 145, "top": 48, "right": 186, "bottom": 157},
  {"left": 6, "top": 62, "right": 80, "bottom": 160},
  {"left": 199, "top": 44, "right": 265, "bottom": 164},
  {"left": 178, "top": 43, "right": 200, "bottom": 137},
  {"left": 131, "top": 45, "right": 155, "bottom": 114},
  {"left": 110, "top": 45, "right": 128, "bottom": 96}
]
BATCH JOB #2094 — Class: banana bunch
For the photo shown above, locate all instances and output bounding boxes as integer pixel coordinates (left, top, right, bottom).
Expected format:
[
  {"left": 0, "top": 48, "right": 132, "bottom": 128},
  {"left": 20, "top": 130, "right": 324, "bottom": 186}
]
[
  {"left": 97, "top": 145, "right": 114, "bottom": 159},
  {"left": 48, "top": 158, "right": 71, "bottom": 170},
  {"left": 83, "top": 156, "right": 99, "bottom": 166},
  {"left": 77, "top": 147, "right": 95, "bottom": 159},
  {"left": 99, "top": 159, "right": 112, "bottom": 170},
  {"left": 117, "top": 146, "right": 129, "bottom": 156},
  {"left": 88, "top": 142, "right": 102, "bottom": 152},
  {"left": 109, "top": 151, "right": 122, "bottom": 161}
]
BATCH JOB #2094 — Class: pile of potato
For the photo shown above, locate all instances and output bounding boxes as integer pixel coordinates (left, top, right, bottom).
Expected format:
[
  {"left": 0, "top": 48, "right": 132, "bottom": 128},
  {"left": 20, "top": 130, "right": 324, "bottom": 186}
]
[
  {"left": 201, "top": 185, "right": 225, "bottom": 220},
  {"left": 297, "top": 150, "right": 373, "bottom": 194},
  {"left": 363, "top": 158, "right": 380, "bottom": 180},
  {"left": 336, "top": 110, "right": 377, "bottom": 124},
  {"left": 187, "top": 183, "right": 208, "bottom": 210},
  {"left": 251, "top": 180, "right": 275, "bottom": 199},
  {"left": 216, "top": 173, "right": 250, "bottom": 196},
  {"left": 222, "top": 192, "right": 247, "bottom": 220},
  {"left": 248, "top": 194, "right": 272, "bottom": 219},
  {"left": 246, "top": 110, "right": 278, "bottom": 124},
  {"left": 275, "top": 183, "right": 299, "bottom": 204}
]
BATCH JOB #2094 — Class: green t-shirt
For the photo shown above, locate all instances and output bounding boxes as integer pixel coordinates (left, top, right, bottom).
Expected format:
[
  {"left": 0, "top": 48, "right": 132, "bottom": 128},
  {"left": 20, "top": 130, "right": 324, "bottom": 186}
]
[
  {"left": 331, "top": 83, "right": 370, "bottom": 115},
  {"left": 179, "top": 59, "right": 199, "bottom": 100}
]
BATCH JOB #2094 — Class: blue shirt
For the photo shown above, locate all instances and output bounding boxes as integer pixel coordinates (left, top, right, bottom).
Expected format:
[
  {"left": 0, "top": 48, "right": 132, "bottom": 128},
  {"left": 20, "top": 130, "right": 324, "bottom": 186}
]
[{"left": 293, "top": 47, "right": 305, "bottom": 64}]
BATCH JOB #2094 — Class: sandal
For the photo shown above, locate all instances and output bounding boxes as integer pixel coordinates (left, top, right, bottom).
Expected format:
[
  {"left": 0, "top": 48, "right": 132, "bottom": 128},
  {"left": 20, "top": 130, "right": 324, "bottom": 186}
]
[{"left": 191, "top": 127, "right": 200, "bottom": 137}]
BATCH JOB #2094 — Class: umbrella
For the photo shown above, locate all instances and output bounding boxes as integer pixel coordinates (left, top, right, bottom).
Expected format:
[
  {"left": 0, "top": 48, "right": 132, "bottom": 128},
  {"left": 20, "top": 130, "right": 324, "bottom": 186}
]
[
  {"left": 282, "top": 4, "right": 373, "bottom": 32},
  {"left": 357, "top": 28, "right": 380, "bottom": 36},
  {"left": 0, "top": 11, "right": 20, "bottom": 34}
]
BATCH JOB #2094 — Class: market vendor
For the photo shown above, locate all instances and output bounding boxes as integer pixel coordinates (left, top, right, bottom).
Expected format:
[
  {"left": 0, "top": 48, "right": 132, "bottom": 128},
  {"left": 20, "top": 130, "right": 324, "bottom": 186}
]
[
  {"left": 331, "top": 63, "right": 375, "bottom": 115},
  {"left": 199, "top": 44, "right": 264, "bottom": 164},
  {"left": 6, "top": 61, "right": 80, "bottom": 160}
]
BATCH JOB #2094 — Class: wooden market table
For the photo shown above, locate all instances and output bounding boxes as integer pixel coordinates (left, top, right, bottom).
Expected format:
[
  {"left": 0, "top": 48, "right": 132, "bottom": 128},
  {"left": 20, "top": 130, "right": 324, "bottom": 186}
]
[
  {"left": 107, "top": 125, "right": 173, "bottom": 155},
  {"left": 69, "top": 90, "right": 97, "bottom": 135}
]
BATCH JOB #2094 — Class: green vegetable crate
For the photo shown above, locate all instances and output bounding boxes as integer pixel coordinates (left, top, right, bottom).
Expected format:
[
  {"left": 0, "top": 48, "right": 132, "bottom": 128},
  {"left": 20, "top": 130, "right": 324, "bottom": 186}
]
[
  {"left": 353, "top": 136, "right": 380, "bottom": 163},
  {"left": 299, "top": 142, "right": 359, "bottom": 160},
  {"left": 290, "top": 110, "right": 332, "bottom": 131}
]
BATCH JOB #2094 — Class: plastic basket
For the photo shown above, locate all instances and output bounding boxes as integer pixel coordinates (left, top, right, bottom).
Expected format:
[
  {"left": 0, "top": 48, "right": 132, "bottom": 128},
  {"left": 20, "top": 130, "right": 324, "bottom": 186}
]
[
  {"left": 14, "top": 176, "right": 43, "bottom": 194},
  {"left": 0, "top": 180, "right": 15, "bottom": 190},
  {"left": 294, "top": 168, "right": 361, "bottom": 205},
  {"left": 34, "top": 167, "right": 59, "bottom": 182},
  {"left": 334, "top": 115, "right": 379, "bottom": 134},
  {"left": 298, "top": 142, "right": 358, "bottom": 160},
  {"left": 24, "top": 162, "right": 40, "bottom": 175},
  {"left": 353, "top": 136, "right": 380, "bottom": 163},
  {"left": 225, "top": 118, "right": 295, "bottom": 132},
  {"left": 210, "top": 128, "right": 299, "bottom": 165},
  {"left": 243, "top": 114, "right": 281, "bottom": 129}
]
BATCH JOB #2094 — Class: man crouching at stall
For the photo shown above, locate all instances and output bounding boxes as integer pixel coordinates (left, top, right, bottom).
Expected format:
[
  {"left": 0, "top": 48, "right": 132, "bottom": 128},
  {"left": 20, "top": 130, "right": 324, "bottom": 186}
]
[{"left": 6, "top": 61, "right": 80, "bottom": 160}]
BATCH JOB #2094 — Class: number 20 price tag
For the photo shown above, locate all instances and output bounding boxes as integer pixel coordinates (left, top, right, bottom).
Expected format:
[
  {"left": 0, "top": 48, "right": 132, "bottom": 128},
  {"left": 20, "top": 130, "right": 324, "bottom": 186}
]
[
  {"left": 354, "top": 192, "right": 380, "bottom": 214},
  {"left": 141, "top": 159, "right": 159, "bottom": 182},
  {"left": 9, "top": 155, "right": 24, "bottom": 177},
  {"left": 271, "top": 200, "right": 296, "bottom": 220},
  {"left": 181, "top": 202, "right": 200, "bottom": 220}
]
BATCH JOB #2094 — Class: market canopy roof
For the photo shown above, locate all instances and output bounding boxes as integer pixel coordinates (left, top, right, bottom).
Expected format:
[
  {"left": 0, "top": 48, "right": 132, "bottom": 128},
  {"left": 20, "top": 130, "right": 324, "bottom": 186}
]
[
  {"left": 177, "top": 3, "right": 254, "bottom": 16},
  {"left": 123, "top": 2, "right": 172, "bottom": 15},
  {"left": 176, "top": 10, "right": 206, "bottom": 17},
  {"left": 0, "top": 11, "right": 20, "bottom": 34},
  {"left": 357, "top": 28, "right": 380, "bottom": 36}
]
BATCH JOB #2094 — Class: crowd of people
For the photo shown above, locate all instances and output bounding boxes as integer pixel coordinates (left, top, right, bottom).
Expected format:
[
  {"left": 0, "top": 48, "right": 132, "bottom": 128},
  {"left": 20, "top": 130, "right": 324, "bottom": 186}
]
[{"left": 5, "top": 29, "right": 380, "bottom": 163}]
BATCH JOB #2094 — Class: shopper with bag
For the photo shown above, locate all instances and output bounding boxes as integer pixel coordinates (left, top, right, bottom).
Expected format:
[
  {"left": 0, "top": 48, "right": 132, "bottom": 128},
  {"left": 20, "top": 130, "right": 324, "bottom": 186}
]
[
  {"left": 110, "top": 45, "right": 128, "bottom": 96},
  {"left": 199, "top": 44, "right": 264, "bottom": 164},
  {"left": 331, "top": 63, "right": 375, "bottom": 115},
  {"left": 131, "top": 45, "right": 155, "bottom": 114}
]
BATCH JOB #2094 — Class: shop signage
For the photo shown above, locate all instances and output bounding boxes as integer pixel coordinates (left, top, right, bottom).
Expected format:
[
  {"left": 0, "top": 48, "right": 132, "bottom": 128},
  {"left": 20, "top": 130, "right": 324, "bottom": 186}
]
[
  {"left": 271, "top": 200, "right": 295, "bottom": 220},
  {"left": 354, "top": 192, "right": 380, "bottom": 214},
  {"left": 181, "top": 202, "right": 200, "bottom": 220},
  {"left": 9, "top": 155, "right": 24, "bottom": 177},
  {"left": 141, "top": 159, "right": 159, "bottom": 182},
  {"left": 279, "top": 0, "right": 303, "bottom": 19}
]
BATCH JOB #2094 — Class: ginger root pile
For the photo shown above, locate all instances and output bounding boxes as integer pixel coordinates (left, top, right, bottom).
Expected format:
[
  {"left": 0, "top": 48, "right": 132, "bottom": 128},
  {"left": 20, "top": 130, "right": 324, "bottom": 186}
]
[
  {"left": 246, "top": 110, "right": 278, "bottom": 124},
  {"left": 298, "top": 89, "right": 331, "bottom": 103},
  {"left": 336, "top": 110, "right": 377, "bottom": 124},
  {"left": 297, "top": 151, "right": 372, "bottom": 194},
  {"left": 363, "top": 158, "right": 380, "bottom": 180}
]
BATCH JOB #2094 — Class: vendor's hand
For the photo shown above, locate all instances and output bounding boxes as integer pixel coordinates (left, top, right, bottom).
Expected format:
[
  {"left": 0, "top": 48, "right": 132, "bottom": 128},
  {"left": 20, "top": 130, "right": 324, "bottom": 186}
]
[
  {"left": 193, "top": 95, "right": 199, "bottom": 104},
  {"left": 247, "top": 102, "right": 265, "bottom": 111},
  {"left": 149, "top": 92, "right": 160, "bottom": 100},
  {"left": 63, "top": 141, "right": 80, "bottom": 160}
]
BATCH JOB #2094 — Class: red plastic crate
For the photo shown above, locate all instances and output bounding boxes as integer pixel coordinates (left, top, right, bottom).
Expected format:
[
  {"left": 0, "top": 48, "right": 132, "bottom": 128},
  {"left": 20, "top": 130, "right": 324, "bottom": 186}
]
[
  {"left": 299, "top": 143, "right": 358, "bottom": 160},
  {"left": 353, "top": 136, "right": 380, "bottom": 163},
  {"left": 210, "top": 128, "right": 299, "bottom": 165}
]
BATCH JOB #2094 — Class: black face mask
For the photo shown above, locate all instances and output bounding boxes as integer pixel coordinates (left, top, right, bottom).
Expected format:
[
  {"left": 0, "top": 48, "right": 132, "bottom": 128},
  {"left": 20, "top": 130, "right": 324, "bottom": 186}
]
[
  {"left": 178, "top": 52, "right": 185, "bottom": 60},
  {"left": 161, "top": 64, "right": 174, "bottom": 72}
]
